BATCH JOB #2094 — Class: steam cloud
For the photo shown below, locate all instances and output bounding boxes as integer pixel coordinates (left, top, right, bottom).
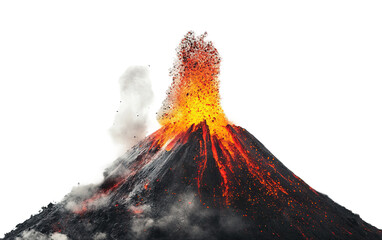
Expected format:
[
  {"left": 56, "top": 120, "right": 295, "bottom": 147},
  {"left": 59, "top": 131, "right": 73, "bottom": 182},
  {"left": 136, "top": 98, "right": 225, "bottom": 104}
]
[
  {"left": 128, "top": 193, "right": 247, "bottom": 240},
  {"left": 15, "top": 230, "right": 69, "bottom": 240},
  {"left": 110, "top": 66, "right": 154, "bottom": 154},
  {"left": 92, "top": 232, "right": 107, "bottom": 240},
  {"left": 63, "top": 183, "right": 100, "bottom": 212},
  {"left": 64, "top": 66, "right": 154, "bottom": 213}
]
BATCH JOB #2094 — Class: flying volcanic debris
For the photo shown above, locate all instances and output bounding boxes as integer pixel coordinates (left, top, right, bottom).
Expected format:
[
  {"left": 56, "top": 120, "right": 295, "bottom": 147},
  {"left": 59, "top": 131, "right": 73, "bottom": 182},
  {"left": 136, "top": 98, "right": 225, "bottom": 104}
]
[{"left": 3, "top": 32, "right": 382, "bottom": 240}]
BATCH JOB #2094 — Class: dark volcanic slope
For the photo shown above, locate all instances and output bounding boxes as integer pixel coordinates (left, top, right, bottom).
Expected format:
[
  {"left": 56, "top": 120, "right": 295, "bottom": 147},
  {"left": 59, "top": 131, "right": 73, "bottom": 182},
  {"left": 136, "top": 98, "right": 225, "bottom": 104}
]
[{"left": 4, "top": 122, "right": 382, "bottom": 240}]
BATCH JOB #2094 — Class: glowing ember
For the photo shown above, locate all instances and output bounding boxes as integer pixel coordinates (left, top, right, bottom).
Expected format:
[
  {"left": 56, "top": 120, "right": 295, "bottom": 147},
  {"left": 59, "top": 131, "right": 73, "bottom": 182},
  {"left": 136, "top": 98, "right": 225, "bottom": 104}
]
[{"left": 158, "top": 32, "right": 229, "bottom": 138}]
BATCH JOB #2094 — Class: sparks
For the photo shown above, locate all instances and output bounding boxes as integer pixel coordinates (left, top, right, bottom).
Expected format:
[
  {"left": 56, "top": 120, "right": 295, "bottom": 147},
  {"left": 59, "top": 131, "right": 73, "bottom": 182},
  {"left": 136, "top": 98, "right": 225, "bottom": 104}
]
[{"left": 158, "top": 31, "right": 229, "bottom": 139}]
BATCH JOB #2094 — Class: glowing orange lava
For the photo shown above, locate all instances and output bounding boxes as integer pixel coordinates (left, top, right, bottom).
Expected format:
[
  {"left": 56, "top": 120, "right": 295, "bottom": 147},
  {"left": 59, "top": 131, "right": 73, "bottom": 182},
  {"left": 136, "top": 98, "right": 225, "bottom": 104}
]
[
  {"left": 154, "top": 32, "right": 289, "bottom": 205},
  {"left": 158, "top": 32, "right": 230, "bottom": 140},
  {"left": 75, "top": 32, "right": 289, "bottom": 213}
]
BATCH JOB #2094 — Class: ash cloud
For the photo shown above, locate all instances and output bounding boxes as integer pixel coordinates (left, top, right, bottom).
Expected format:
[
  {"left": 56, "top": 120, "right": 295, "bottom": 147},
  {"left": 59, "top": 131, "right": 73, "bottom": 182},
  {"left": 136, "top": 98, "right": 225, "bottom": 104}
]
[
  {"left": 63, "top": 183, "right": 114, "bottom": 213},
  {"left": 66, "top": 66, "right": 154, "bottom": 212},
  {"left": 110, "top": 66, "right": 154, "bottom": 154},
  {"left": 63, "top": 183, "right": 98, "bottom": 212}
]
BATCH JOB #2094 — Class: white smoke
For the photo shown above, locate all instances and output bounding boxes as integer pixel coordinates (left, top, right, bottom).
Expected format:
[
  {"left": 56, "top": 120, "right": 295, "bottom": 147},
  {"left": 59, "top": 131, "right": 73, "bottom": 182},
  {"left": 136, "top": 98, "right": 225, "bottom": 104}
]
[
  {"left": 129, "top": 193, "right": 246, "bottom": 240},
  {"left": 63, "top": 184, "right": 98, "bottom": 212},
  {"left": 51, "top": 233, "right": 70, "bottom": 240},
  {"left": 63, "top": 183, "right": 114, "bottom": 213},
  {"left": 109, "top": 66, "right": 154, "bottom": 154},
  {"left": 16, "top": 230, "right": 69, "bottom": 240},
  {"left": 92, "top": 232, "right": 107, "bottom": 240}
]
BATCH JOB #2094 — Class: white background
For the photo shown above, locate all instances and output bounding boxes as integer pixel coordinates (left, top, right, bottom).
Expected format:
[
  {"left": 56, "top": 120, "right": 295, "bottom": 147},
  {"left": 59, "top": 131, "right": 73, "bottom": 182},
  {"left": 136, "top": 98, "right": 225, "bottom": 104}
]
[{"left": 0, "top": 0, "right": 381, "bottom": 237}]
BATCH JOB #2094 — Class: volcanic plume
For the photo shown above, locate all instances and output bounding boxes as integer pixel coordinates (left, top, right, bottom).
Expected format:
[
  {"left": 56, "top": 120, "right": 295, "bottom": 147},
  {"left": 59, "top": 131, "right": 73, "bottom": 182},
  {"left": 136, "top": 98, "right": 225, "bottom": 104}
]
[{"left": 3, "top": 32, "right": 382, "bottom": 240}]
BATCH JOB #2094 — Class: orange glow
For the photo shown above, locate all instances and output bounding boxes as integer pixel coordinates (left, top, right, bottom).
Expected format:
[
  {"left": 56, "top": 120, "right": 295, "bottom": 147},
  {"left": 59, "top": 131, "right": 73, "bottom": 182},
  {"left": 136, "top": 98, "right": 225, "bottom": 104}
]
[
  {"left": 154, "top": 32, "right": 290, "bottom": 205},
  {"left": 158, "top": 32, "right": 230, "bottom": 141},
  {"left": 130, "top": 206, "right": 144, "bottom": 215},
  {"left": 74, "top": 178, "right": 125, "bottom": 214},
  {"left": 74, "top": 32, "right": 290, "bottom": 213}
]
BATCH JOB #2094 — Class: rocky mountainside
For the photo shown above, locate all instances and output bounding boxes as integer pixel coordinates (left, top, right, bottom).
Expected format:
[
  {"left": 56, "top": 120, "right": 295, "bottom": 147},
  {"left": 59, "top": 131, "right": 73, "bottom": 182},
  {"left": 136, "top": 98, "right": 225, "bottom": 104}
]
[{"left": 4, "top": 122, "right": 381, "bottom": 240}]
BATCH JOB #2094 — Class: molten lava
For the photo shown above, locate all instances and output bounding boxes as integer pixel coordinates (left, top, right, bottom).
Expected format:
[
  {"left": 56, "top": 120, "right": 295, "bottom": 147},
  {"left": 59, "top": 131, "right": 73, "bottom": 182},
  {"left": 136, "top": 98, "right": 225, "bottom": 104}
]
[
  {"left": 157, "top": 32, "right": 229, "bottom": 138},
  {"left": 154, "top": 32, "right": 289, "bottom": 205}
]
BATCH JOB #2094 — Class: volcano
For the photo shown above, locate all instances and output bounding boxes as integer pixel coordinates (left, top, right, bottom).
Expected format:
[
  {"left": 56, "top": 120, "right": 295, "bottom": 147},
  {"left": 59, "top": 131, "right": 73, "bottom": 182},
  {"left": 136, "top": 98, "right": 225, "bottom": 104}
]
[{"left": 3, "top": 32, "right": 381, "bottom": 240}]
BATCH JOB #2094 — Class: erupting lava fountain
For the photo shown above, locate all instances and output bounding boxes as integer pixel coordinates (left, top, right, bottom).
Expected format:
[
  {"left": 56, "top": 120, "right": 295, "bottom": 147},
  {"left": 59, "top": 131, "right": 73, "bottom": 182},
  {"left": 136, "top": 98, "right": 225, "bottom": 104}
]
[{"left": 4, "top": 32, "right": 382, "bottom": 240}]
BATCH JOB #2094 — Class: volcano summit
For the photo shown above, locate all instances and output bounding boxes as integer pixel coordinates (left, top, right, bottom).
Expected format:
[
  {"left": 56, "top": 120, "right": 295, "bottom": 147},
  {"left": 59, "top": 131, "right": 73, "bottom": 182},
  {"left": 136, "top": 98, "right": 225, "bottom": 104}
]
[{"left": 3, "top": 32, "right": 382, "bottom": 240}]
